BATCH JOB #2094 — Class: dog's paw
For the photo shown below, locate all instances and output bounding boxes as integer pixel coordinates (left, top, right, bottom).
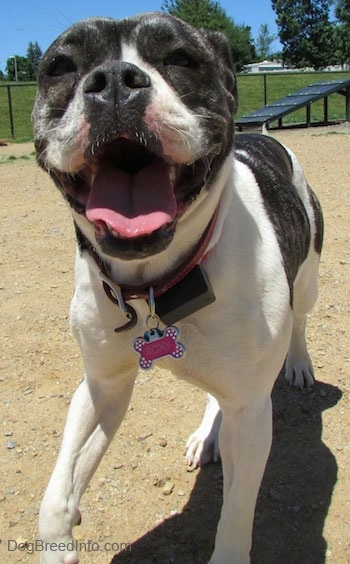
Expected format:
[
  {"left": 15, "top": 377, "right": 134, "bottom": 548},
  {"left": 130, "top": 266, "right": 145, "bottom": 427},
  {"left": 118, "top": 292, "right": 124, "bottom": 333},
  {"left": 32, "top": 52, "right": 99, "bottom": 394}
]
[
  {"left": 185, "top": 427, "right": 220, "bottom": 469},
  {"left": 64, "top": 554, "right": 79, "bottom": 564},
  {"left": 39, "top": 508, "right": 81, "bottom": 563},
  {"left": 39, "top": 539, "right": 79, "bottom": 564},
  {"left": 285, "top": 358, "right": 314, "bottom": 388}
]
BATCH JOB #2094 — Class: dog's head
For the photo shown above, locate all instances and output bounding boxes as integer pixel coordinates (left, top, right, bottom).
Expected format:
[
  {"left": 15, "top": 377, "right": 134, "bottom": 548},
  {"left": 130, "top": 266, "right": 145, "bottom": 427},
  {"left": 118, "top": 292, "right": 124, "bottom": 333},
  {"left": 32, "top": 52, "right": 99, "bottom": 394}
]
[{"left": 33, "top": 13, "right": 237, "bottom": 260}]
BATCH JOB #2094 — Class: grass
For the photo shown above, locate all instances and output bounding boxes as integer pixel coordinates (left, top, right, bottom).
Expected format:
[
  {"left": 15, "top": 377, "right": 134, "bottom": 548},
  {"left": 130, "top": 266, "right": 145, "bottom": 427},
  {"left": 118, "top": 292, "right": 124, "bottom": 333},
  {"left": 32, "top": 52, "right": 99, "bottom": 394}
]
[
  {"left": 0, "top": 71, "right": 349, "bottom": 141},
  {"left": 311, "top": 130, "right": 349, "bottom": 136},
  {"left": 0, "top": 152, "right": 35, "bottom": 165},
  {"left": 0, "top": 83, "right": 37, "bottom": 142}
]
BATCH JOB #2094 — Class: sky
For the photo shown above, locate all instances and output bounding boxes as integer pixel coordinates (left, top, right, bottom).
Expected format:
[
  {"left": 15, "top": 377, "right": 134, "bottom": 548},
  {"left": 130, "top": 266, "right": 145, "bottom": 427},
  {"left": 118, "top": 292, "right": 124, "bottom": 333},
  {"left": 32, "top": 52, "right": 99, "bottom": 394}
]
[{"left": 0, "top": 0, "right": 281, "bottom": 73}]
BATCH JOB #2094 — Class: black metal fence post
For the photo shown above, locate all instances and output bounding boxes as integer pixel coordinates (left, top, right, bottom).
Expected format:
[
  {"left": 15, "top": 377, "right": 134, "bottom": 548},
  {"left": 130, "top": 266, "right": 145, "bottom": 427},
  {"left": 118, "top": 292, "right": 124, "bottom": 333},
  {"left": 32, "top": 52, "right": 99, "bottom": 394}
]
[{"left": 7, "top": 85, "right": 15, "bottom": 139}]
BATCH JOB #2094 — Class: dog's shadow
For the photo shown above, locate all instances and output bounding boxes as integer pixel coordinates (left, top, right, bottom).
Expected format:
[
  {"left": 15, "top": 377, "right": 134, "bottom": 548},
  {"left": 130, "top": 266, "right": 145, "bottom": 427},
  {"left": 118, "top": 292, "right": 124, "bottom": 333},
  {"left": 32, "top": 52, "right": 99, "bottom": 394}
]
[{"left": 111, "top": 376, "right": 341, "bottom": 564}]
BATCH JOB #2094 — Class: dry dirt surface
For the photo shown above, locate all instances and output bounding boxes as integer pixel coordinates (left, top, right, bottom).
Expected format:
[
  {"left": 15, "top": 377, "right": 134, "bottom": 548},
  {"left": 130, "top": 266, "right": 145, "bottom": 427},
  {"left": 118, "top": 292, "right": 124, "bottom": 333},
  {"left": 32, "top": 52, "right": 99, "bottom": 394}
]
[{"left": 0, "top": 125, "right": 349, "bottom": 564}]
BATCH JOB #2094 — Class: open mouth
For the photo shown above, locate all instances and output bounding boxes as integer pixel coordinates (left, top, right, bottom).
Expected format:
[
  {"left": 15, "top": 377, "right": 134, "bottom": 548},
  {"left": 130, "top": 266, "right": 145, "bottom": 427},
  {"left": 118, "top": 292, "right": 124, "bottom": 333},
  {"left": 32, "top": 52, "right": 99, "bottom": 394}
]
[{"left": 51, "top": 138, "right": 214, "bottom": 258}]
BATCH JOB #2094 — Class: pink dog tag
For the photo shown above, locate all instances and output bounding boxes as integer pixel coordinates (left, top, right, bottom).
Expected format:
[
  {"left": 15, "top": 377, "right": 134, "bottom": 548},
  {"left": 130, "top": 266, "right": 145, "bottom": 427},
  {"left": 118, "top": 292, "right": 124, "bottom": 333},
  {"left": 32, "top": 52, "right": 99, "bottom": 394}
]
[{"left": 134, "top": 326, "right": 185, "bottom": 370}]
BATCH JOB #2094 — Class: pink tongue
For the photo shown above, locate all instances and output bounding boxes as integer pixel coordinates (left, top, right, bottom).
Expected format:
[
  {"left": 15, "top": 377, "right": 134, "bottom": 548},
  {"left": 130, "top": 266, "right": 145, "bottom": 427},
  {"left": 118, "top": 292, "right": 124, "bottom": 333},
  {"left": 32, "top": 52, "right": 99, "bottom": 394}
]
[{"left": 86, "top": 160, "right": 177, "bottom": 238}]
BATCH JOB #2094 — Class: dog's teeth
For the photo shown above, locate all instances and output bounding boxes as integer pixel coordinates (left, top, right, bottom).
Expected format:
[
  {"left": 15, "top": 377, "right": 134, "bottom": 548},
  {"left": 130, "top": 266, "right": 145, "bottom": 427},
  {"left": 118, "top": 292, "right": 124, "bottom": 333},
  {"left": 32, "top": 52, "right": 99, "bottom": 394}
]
[
  {"left": 89, "top": 162, "right": 99, "bottom": 185},
  {"left": 169, "top": 166, "right": 177, "bottom": 184},
  {"left": 106, "top": 223, "right": 122, "bottom": 238}
]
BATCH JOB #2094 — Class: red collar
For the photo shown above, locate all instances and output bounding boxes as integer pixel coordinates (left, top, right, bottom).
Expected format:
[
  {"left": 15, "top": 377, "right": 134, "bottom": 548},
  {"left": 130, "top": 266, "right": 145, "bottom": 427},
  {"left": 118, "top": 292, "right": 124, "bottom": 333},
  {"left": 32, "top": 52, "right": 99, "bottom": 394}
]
[
  {"left": 118, "top": 207, "right": 219, "bottom": 300},
  {"left": 76, "top": 207, "right": 218, "bottom": 301}
]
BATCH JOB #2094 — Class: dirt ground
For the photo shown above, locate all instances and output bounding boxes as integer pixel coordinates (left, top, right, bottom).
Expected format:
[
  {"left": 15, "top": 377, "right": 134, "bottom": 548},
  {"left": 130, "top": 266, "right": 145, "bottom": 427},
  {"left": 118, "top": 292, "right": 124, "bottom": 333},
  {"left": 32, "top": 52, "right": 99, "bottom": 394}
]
[{"left": 0, "top": 124, "right": 349, "bottom": 564}]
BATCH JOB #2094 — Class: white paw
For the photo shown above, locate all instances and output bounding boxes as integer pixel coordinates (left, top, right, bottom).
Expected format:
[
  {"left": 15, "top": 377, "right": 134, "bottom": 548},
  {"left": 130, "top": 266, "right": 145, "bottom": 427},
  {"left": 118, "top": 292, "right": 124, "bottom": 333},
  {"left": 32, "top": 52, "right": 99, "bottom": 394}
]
[
  {"left": 185, "top": 426, "right": 221, "bottom": 469},
  {"left": 285, "top": 358, "right": 314, "bottom": 388},
  {"left": 39, "top": 538, "right": 79, "bottom": 564},
  {"left": 39, "top": 508, "right": 81, "bottom": 563}
]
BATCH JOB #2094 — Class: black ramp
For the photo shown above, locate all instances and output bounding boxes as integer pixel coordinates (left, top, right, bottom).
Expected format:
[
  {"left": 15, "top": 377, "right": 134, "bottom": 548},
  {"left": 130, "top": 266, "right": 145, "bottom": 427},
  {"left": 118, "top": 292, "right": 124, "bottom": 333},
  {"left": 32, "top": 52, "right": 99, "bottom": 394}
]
[{"left": 236, "top": 78, "right": 350, "bottom": 129}]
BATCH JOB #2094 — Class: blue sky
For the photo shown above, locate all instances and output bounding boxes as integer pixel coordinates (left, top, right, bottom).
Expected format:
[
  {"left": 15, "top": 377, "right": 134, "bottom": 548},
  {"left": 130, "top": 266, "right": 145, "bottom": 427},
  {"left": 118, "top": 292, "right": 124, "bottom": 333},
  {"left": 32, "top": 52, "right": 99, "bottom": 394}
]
[{"left": 0, "top": 1, "right": 280, "bottom": 73}]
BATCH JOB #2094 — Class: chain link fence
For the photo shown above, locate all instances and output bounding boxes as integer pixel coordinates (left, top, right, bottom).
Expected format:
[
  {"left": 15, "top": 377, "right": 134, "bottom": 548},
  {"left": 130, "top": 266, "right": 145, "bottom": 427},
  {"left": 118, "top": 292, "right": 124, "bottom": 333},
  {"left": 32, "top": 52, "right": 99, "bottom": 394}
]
[{"left": 0, "top": 83, "right": 37, "bottom": 141}]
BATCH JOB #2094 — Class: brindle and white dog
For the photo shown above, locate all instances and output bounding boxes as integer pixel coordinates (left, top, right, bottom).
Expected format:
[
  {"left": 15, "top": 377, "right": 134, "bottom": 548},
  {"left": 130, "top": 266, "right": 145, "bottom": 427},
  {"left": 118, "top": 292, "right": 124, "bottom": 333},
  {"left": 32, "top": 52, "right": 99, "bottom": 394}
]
[{"left": 33, "top": 12, "right": 323, "bottom": 563}]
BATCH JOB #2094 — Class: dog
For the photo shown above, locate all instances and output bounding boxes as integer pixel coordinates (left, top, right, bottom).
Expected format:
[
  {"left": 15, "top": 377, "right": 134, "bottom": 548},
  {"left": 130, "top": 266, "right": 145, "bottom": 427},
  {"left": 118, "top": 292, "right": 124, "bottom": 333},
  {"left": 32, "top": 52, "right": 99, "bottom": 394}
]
[{"left": 33, "top": 12, "right": 323, "bottom": 563}]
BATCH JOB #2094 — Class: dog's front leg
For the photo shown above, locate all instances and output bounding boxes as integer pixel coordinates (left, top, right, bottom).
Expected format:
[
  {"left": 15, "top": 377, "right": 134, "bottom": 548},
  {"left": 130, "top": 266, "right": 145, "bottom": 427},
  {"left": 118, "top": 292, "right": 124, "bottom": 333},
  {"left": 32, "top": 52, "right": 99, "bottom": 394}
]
[
  {"left": 39, "top": 372, "right": 136, "bottom": 564},
  {"left": 209, "top": 395, "right": 273, "bottom": 564}
]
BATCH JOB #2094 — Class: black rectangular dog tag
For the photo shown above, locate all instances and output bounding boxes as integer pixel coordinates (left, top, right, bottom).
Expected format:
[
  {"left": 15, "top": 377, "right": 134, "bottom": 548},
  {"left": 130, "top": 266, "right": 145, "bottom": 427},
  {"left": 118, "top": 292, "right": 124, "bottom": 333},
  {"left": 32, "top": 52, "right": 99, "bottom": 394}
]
[{"left": 155, "top": 265, "right": 215, "bottom": 326}]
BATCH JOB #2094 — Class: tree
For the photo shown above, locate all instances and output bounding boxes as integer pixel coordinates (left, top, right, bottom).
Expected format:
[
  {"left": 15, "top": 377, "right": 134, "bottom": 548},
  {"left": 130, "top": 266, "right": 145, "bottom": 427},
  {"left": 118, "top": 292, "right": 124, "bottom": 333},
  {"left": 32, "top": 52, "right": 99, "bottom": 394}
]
[
  {"left": 161, "top": 0, "right": 256, "bottom": 70},
  {"left": 5, "top": 41, "right": 42, "bottom": 81},
  {"left": 272, "top": 0, "right": 335, "bottom": 69},
  {"left": 334, "top": 0, "right": 350, "bottom": 24},
  {"left": 256, "top": 24, "right": 276, "bottom": 60},
  {"left": 6, "top": 55, "right": 28, "bottom": 81},
  {"left": 333, "top": 0, "right": 350, "bottom": 67},
  {"left": 27, "top": 41, "right": 42, "bottom": 80}
]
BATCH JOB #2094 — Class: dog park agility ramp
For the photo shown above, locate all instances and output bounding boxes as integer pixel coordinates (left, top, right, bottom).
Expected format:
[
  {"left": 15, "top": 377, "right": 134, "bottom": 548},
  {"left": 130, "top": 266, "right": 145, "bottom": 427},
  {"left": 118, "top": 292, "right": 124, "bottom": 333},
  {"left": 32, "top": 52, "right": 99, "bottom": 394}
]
[{"left": 236, "top": 78, "right": 350, "bottom": 129}]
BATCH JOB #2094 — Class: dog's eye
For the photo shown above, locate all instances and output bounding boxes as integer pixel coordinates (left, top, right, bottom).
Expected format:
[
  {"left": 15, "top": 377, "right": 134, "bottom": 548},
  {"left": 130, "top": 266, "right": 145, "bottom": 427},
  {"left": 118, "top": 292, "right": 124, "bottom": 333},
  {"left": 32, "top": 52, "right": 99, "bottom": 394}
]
[
  {"left": 47, "top": 55, "right": 77, "bottom": 77},
  {"left": 164, "top": 49, "right": 198, "bottom": 69}
]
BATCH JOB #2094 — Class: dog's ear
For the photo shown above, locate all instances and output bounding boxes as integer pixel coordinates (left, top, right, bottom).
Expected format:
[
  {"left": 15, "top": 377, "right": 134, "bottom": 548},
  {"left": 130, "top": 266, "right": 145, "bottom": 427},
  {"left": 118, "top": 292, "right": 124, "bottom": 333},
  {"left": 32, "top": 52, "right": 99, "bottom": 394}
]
[{"left": 202, "top": 30, "right": 238, "bottom": 116}]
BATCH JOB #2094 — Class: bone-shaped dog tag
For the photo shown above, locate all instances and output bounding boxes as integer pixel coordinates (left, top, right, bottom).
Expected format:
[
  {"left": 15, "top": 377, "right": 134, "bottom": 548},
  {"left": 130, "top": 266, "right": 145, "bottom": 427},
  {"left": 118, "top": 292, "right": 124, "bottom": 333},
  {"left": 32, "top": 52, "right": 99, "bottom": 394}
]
[{"left": 134, "top": 326, "right": 185, "bottom": 370}]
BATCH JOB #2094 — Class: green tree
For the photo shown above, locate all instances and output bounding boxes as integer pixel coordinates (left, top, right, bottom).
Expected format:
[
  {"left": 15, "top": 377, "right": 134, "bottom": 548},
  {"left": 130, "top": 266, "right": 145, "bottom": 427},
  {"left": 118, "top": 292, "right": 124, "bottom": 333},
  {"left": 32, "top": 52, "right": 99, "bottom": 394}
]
[
  {"left": 256, "top": 24, "right": 276, "bottom": 60},
  {"left": 272, "top": 0, "right": 335, "bottom": 69},
  {"left": 5, "top": 41, "right": 42, "bottom": 81},
  {"left": 333, "top": 0, "right": 350, "bottom": 67},
  {"left": 6, "top": 55, "right": 28, "bottom": 81},
  {"left": 161, "top": 0, "right": 256, "bottom": 70},
  {"left": 334, "top": 0, "right": 350, "bottom": 24},
  {"left": 26, "top": 41, "right": 42, "bottom": 80}
]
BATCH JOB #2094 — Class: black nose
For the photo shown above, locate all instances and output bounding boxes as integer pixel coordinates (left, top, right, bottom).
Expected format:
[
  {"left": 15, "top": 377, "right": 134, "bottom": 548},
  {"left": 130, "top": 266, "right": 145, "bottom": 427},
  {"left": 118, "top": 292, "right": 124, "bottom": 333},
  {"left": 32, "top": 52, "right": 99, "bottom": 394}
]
[{"left": 83, "top": 61, "right": 151, "bottom": 106}]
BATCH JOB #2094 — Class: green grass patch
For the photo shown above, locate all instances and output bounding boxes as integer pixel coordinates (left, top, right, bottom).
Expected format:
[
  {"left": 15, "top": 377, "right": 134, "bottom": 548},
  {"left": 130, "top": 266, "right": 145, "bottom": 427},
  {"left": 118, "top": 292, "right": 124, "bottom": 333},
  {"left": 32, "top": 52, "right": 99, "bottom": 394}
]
[
  {"left": 311, "top": 130, "right": 350, "bottom": 136},
  {"left": 0, "top": 152, "right": 35, "bottom": 165},
  {"left": 0, "top": 83, "right": 37, "bottom": 141}
]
